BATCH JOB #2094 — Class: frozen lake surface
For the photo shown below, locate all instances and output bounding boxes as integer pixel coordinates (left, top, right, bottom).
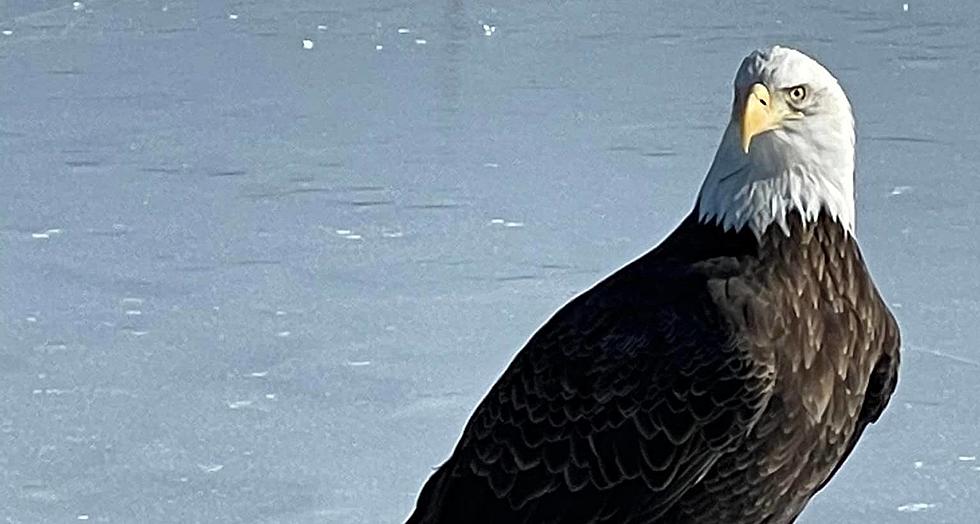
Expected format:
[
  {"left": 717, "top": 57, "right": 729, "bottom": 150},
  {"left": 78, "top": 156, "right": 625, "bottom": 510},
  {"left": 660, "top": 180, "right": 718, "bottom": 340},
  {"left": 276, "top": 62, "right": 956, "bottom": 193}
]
[{"left": 2, "top": 1, "right": 979, "bottom": 522}]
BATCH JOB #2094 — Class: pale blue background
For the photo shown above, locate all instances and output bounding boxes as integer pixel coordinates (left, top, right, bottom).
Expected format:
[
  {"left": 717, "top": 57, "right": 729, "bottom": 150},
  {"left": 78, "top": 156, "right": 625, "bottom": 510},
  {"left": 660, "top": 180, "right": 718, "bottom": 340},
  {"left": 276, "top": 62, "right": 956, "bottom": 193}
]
[{"left": 1, "top": 1, "right": 978, "bottom": 522}]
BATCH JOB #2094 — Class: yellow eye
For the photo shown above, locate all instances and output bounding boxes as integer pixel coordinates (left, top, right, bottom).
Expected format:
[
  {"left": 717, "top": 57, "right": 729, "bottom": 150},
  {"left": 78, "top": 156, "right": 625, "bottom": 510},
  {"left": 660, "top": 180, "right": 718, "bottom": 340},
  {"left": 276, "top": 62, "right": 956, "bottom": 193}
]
[{"left": 789, "top": 85, "right": 807, "bottom": 102}]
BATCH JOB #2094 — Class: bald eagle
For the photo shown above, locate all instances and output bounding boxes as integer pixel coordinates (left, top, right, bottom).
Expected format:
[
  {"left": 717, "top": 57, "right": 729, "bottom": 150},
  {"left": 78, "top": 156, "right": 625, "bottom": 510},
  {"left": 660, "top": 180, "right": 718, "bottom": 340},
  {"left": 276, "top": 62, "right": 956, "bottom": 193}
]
[{"left": 407, "top": 46, "right": 900, "bottom": 524}]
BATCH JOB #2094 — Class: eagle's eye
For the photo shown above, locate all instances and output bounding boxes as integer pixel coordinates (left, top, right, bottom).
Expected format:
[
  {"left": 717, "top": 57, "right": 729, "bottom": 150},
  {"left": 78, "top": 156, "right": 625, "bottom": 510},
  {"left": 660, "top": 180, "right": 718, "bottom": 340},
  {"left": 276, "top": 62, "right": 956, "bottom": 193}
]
[{"left": 788, "top": 85, "right": 807, "bottom": 102}]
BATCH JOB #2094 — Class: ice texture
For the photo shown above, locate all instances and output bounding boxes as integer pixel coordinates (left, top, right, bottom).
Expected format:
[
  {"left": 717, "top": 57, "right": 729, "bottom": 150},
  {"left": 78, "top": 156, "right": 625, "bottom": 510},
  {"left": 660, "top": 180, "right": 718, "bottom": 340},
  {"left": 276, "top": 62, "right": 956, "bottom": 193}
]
[{"left": 1, "top": 1, "right": 978, "bottom": 522}]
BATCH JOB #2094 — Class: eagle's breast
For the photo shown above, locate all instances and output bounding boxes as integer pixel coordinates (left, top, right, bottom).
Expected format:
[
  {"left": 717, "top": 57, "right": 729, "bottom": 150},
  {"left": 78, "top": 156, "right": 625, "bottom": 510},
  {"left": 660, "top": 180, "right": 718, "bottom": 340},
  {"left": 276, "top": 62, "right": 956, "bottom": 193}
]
[{"left": 680, "top": 211, "right": 896, "bottom": 523}]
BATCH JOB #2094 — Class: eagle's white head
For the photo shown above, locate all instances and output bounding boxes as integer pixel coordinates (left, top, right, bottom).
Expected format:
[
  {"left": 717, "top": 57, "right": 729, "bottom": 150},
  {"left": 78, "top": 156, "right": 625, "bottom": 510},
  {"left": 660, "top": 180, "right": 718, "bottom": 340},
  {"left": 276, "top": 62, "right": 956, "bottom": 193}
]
[{"left": 697, "top": 46, "right": 856, "bottom": 238}]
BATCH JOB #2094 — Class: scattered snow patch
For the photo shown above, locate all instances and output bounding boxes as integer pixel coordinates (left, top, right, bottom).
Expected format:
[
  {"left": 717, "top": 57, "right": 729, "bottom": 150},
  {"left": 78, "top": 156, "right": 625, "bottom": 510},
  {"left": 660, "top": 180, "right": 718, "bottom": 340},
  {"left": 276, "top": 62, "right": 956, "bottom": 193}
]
[
  {"left": 488, "top": 218, "right": 523, "bottom": 228},
  {"left": 31, "top": 228, "right": 63, "bottom": 240},
  {"left": 890, "top": 185, "right": 912, "bottom": 196},
  {"left": 897, "top": 502, "right": 935, "bottom": 512}
]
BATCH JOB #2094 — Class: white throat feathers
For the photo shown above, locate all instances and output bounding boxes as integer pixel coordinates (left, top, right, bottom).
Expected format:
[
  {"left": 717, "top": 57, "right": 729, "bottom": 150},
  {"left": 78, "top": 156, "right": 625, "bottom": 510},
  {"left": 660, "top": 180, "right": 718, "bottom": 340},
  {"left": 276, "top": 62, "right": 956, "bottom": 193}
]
[{"left": 697, "top": 46, "right": 856, "bottom": 238}]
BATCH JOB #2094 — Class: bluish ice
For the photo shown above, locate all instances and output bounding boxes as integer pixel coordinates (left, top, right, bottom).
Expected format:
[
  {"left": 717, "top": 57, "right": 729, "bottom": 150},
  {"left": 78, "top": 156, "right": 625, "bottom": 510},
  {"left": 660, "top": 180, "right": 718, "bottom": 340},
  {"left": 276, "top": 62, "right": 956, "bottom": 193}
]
[{"left": 1, "top": 1, "right": 978, "bottom": 522}]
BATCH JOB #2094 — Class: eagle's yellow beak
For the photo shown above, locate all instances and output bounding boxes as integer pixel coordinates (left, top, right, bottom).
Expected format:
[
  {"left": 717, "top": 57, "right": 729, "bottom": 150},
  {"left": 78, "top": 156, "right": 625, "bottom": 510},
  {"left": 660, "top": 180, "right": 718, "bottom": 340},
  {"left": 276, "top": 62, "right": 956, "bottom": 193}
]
[{"left": 740, "top": 83, "right": 780, "bottom": 154}]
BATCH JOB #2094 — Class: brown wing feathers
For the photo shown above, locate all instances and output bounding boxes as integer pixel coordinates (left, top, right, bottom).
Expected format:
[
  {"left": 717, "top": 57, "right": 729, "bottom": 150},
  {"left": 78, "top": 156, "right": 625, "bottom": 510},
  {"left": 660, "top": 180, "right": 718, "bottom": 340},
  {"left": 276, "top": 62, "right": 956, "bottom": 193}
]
[{"left": 408, "top": 261, "right": 774, "bottom": 523}]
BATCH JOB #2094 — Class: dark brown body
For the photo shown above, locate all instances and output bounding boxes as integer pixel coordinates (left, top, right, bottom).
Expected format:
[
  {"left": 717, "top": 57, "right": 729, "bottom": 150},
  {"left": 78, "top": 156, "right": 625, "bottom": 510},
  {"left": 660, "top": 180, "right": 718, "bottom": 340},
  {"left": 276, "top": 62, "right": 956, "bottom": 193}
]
[{"left": 408, "top": 210, "right": 900, "bottom": 524}]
